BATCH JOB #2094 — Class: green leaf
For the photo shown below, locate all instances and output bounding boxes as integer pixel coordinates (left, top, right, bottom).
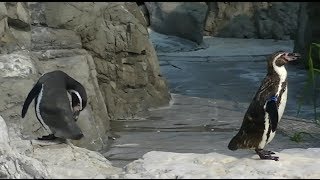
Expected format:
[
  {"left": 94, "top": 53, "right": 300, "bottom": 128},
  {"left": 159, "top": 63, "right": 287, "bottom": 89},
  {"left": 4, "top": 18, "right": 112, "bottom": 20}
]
[
  {"left": 312, "top": 43, "right": 320, "bottom": 48},
  {"left": 297, "top": 42, "right": 320, "bottom": 123},
  {"left": 314, "top": 69, "right": 320, "bottom": 74}
]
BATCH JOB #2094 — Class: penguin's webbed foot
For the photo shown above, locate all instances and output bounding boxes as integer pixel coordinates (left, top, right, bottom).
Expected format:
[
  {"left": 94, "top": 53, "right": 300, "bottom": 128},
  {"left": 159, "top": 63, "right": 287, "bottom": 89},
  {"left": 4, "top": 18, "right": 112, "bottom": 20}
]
[
  {"left": 255, "top": 149, "right": 279, "bottom": 161},
  {"left": 37, "top": 134, "right": 57, "bottom": 140}
]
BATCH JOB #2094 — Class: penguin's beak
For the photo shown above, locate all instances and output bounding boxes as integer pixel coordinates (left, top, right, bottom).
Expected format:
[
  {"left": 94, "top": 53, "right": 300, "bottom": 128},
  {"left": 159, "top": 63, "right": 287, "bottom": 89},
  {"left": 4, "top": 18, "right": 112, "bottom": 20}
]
[{"left": 284, "top": 52, "right": 301, "bottom": 62}]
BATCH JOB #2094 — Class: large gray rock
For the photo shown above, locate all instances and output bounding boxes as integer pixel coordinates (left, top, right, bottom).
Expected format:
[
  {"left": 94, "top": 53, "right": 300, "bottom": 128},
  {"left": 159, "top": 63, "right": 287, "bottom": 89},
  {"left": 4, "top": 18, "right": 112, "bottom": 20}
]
[
  {"left": 42, "top": 2, "right": 171, "bottom": 119},
  {"left": 0, "top": 2, "right": 8, "bottom": 37},
  {"left": 5, "top": 2, "right": 30, "bottom": 30},
  {"left": 0, "top": 52, "right": 36, "bottom": 78},
  {"left": 31, "top": 26, "right": 82, "bottom": 50},
  {"left": 204, "top": 2, "right": 300, "bottom": 40},
  {"left": 138, "top": 4, "right": 150, "bottom": 27},
  {"left": 0, "top": 2, "right": 170, "bottom": 152},
  {"left": 0, "top": 2, "right": 31, "bottom": 54},
  {"left": 145, "top": 2, "right": 208, "bottom": 44},
  {"left": 121, "top": 150, "right": 320, "bottom": 178},
  {"left": 0, "top": 115, "right": 122, "bottom": 179},
  {"left": 125, "top": 2, "right": 148, "bottom": 27}
]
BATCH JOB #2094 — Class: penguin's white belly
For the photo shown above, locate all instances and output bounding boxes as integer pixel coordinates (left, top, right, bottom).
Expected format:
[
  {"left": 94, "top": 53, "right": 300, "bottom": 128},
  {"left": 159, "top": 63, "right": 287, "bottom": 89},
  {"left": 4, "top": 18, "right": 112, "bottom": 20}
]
[
  {"left": 277, "top": 88, "right": 287, "bottom": 121},
  {"left": 259, "top": 88, "right": 287, "bottom": 148}
]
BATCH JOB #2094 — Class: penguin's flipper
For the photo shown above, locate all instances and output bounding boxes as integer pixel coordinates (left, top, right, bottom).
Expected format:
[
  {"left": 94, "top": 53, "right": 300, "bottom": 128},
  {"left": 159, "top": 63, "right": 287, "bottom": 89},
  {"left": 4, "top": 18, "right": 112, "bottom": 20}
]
[
  {"left": 265, "top": 97, "right": 279, "bottom": 132},
  {"left": 21, "top": 82, "right": 42, "bottom": 118}
]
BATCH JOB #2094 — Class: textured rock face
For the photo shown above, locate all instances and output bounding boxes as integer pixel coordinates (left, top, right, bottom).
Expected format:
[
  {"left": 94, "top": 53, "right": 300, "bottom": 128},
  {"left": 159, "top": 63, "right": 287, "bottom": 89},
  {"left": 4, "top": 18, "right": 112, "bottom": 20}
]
[
  {"left": 0, "top": 53, "right": 36, "bottom": 78},
  {"left": 204, "top": 2, "right": 300, "bottom": 40},
  {"left": 0, "top": 2, "right": 170, "bottom": 152},
  {"left": 42, "top": 2, "right": 171, "bottom": 120},
  {"left": 122, "top": 150, "right": 320, "bottom": 179},
  {"left": 0, "top": 115, "right": 122, "bottom": 179},
  {"left": 0, "top": 2, "right": 30, "bottom": 54},
  {"left": 145, "top": 2, "right": 208, "bottom": 44},
  {"left": 294, "top": 2, "right": 320, "bottom": 65}
]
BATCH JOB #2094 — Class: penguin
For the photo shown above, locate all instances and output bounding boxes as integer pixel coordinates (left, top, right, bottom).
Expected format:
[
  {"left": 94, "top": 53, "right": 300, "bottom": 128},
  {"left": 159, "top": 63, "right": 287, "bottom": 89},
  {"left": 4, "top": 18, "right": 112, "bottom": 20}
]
[
  {"left": 21, "top": 70, "right": 87, "bottom": 140},
  {"left": 228, "top": 51, "right": 301, "bottom": 161}
]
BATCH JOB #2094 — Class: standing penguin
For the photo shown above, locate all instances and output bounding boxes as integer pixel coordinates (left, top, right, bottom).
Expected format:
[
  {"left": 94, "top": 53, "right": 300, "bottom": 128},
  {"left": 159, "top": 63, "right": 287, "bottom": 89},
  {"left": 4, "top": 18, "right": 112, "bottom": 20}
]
[
  {"left": 21, "top": 70, "right": 87, "bottom": 140},
  {"left": 228, "top": 51, "right": 300, "bottom": 161}
]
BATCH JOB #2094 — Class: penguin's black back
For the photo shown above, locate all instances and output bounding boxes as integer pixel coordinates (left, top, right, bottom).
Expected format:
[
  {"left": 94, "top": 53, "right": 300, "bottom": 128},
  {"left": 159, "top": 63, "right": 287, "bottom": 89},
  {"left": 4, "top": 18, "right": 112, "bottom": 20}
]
[
  {"left": 39, "top": 70, "right": 85, "bottom": 139},
  {"left": 38, "top": 70, "right": 72, "bottom": 90},
  {"left": 22, "top": 70, "right": 86, "bottom": 140},
  {"left": 228, "top": 74, "right": 281, "bottom": 150}
]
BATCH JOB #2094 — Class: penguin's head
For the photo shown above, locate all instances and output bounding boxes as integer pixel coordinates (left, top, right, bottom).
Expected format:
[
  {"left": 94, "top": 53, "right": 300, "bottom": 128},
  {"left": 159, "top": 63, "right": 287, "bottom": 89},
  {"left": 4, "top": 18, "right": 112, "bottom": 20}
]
[
  {"left": 268, "top": 51, "right": 301, "bottom": 74},
  {"left": 69, "top": 89, "right": 87, "bottom": 111}
]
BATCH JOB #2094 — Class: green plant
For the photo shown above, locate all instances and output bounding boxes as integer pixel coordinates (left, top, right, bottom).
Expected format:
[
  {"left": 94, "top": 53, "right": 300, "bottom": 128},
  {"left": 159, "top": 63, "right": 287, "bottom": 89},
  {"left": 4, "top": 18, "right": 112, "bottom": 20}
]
[
  {"left": 297, "top": 43, "right": 320, "bottom": 125},
  {"left": 290, "top": 131, "right": 313, "bottom": 143}
]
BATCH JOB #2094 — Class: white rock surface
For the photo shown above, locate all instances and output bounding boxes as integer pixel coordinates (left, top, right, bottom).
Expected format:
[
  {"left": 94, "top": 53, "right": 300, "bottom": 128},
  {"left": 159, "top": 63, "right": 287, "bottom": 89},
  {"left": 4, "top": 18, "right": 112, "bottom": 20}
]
[
  {"left": 0, "top": 115, "right": 9, "bottom": 151},
  {"left": 0, "top": 115, "right": 122, "bottom": 179},
  {"left": 0, "top": 51, "right": 36, "bottom": 78},
  {"left": 122, "top": 150, "right": 320, "bottom": 179}
]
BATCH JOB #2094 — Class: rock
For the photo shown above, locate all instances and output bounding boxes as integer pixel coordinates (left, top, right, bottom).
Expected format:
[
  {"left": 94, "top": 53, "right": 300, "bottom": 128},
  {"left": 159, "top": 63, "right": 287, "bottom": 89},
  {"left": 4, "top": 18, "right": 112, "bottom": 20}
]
[
  {"left": 5, "top": 2, "right": 30, "bottom": 30},
  {"left": 31, "top": 26, "right": 82, "bottom": 50},
  {"left": 124, "top": 2, "right": 148, "bottom": 27},
  {"left": 122, "top": 150, "right": 320, "bottom": 178},
  {"left": 0, "top": 51, "right": 36, "bottom": 78},
  {"left": 9, "top": 27, "right": 31, "bottom": 50},
  {"left": 0, "top": 2, "right": 8, "bottom": 37},
  {"left": 27, "top": 2, "right": 46, "bottom": 26},
  {"left": 0, "top": 2, "right": 31, "bottom": 53},
  {"left": 148, "top": 28, "right": 206, "bottom": 53},
  {"left": 0, "top": 115, "right": 122, "bottom": 179},
  {"left": 0, "top": 1, "right": 170, "bottom": 168},
  {"left": 294, "top": 2, "right": 320, "bottom": 67},
  {"left": 138, "top": 4, "right": 150, "bottom": 26},
  {"left": 0, "top": 2, "right": 170, "bottom": 152},
  {"left": 255, "top": 2, "right": 300, "bottom": 40},
  {"left": 204, "top": 2, "right": 300, "bottom": 40},
  {"left": 216, "top": 14, "right": 256, "bottom": 38},
  {"left": 0, "top": 115, "right": 49, "bottom": 179},
  {"left": 42, "top": 2, "right": 171, "bottom": 119},
  {"left": 30, "top": 142, "right": 122, "bottom": 179},
  {"left": 0, "top": 116, "right": 10, "bottom": 153},
  {"left": 145, "top": 2, "right": 208, "bottom": 44}
]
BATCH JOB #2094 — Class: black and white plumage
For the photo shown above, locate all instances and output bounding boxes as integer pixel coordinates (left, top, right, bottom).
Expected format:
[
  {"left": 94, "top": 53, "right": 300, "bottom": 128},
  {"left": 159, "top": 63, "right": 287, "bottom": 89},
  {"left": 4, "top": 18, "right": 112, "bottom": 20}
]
[
  {"left": 228, "top": 51, "right": 300, "bottom": 161},
  {"left": 21, "top": 70, "right": 87, "bottom": 140}
]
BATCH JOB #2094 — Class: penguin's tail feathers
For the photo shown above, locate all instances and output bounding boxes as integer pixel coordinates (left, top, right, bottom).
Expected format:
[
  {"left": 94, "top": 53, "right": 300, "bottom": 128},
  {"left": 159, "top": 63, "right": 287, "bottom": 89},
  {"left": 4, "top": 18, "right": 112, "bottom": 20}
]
[
  {"left": 228, "top": 135, "right": 240, "bottom": 151},
  {"left": 21, "top": 82, "right": 42, "bottom": 118}
]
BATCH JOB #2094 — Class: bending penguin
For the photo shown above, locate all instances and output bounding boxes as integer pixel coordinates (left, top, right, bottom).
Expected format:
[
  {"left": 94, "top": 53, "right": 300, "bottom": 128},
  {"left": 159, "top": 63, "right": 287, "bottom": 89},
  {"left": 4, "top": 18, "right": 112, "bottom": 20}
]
[
  {"left": 21, "top": 70, "right": 87, "bottom": 140},
  {"left": 228, "top": 51, "right": 300, "bottom": 161}
]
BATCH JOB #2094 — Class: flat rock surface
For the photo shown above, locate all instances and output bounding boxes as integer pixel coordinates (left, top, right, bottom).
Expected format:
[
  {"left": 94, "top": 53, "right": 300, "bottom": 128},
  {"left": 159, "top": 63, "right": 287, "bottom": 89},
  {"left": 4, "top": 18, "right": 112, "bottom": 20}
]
[
  {"left": 120, "top": 148, "right": 320, "bottom": 179},
  {"left": 103, "top": 35, "right": 320, "bottom": 168}
]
